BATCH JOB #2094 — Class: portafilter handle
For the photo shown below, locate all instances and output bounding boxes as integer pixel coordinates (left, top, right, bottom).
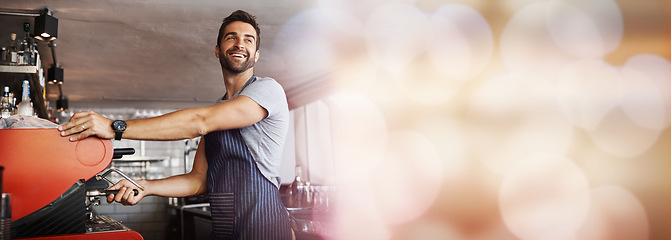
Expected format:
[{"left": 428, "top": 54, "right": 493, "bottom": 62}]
[
  {"left": 86, "top": 189, "right": 139, "bottom": 197},
  {"left": 96, "top": 168, "right": 145, "bottom": 191},
  {"left": 113, "top": 148, "right": 135, "bottom": 159}
]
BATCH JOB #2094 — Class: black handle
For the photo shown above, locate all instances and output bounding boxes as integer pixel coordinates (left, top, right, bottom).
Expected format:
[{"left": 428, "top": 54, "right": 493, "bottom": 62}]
[
  {"left": 113, "top": 148, "right": 135, "bottom": 159},
  {"left": 106, "top": 189, "right": 139, "bottom": 196}
]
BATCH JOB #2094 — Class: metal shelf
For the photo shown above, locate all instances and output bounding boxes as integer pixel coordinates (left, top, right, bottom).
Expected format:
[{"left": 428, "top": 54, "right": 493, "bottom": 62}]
[{"left": 0, "top": 64, "right": 38, "bottom": 73}]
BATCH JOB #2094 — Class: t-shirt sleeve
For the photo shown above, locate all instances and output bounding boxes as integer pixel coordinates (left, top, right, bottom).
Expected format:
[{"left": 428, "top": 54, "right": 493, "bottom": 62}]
[{"left": 239, "top": 78, "right": 288, "bottom": 119}]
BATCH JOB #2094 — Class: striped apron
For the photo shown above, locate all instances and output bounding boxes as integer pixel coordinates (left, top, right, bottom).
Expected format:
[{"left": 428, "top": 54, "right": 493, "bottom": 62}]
[{"left": 204, "top": 127, "right": 292, "bottom": 240}]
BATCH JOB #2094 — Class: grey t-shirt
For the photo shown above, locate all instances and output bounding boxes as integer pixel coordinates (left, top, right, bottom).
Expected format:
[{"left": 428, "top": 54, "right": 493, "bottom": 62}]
[{"left": 217, "top": 76, "right": 289, "bottom": 188}]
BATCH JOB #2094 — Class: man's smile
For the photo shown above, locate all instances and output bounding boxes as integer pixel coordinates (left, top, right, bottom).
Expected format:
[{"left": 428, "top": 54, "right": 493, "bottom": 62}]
[{"left": 228, "top": 51, "right": 247, "bottom": 60}]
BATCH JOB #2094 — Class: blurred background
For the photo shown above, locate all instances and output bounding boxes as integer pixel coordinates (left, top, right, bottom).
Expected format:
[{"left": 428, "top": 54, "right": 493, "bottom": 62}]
[{"left": 1, "top": 0, "right": 669, "bottom": 239}]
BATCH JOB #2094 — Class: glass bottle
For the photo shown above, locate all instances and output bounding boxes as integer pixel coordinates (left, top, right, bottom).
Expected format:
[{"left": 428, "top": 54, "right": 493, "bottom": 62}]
[
  {"left": 0, "top": 47, "right": 6, "bottom": 64},
  {"left": 1, "top": 86, "right": 12, "bottom": 118},
  {"left": 55, "top": 96, "right": 70, "bottom": 124},
  {"left": 17, "top": 39, "right": 25, "bottom": 66},
  {"left": 7, "top": 33, "right": 18, "bottom": 65},
  {"left": 21, "top": 23, "right": 33, "bottom": 66},
  {"left": 16, "top": 80, "right": 33, "bottom": 116},
  {"left": 289, "top": 166, "right": 306, "bottom": 208},
  {"left": 10, "top": 93, "right": 16, "bottom": 115},
  {"left": 32, "top": 42, "right": 38, "bottom": 66}
]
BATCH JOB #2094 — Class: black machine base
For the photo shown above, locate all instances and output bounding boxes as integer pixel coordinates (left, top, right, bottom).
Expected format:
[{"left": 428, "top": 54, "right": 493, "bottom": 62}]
[{"left": 11, "top": 181, "right": 86, "bottom": 238}]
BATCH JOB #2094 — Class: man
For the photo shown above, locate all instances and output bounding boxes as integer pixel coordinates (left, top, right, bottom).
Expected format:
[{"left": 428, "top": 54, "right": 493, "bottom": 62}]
[{"left": 58, "top": 10, "right": 293, "bottom": 240}]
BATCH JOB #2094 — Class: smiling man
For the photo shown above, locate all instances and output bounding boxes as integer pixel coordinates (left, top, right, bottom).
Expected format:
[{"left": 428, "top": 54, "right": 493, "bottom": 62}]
[{"left": 59, "top": 10, "right": 292, "bottom": 240}]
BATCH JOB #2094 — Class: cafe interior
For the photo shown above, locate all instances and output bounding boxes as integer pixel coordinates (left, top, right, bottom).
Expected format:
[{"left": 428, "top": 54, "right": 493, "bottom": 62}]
[{"left": 0, "top": 0, "right": 669, "bottom": 239}]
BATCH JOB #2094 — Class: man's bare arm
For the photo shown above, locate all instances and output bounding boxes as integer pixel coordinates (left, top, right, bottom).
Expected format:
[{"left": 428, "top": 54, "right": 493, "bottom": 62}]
[
  {"left": 59, "top": 95, "right": 267, "bottom": 141},
  {"left": 107, "top": 139, "right": 209, "bottom": 205}
]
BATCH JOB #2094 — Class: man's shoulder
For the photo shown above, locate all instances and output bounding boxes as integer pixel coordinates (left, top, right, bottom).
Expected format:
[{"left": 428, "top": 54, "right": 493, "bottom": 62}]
[
  {"left": 249, "top": 76, "right": 286, "bottom": 95},
  {"left": 242, "top": 76, "right": 288, "bottom": 112},
  {"left": 254, "top": 76, "right": 282, "bottom": 87},
  {"left": 255, "top": 76, "right": 276, "bottom": 82}
]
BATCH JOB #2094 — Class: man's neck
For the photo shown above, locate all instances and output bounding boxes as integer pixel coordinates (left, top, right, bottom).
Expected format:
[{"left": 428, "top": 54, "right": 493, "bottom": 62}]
[{"left": 222, "top": 69, "right": 254, "bottom": 100}]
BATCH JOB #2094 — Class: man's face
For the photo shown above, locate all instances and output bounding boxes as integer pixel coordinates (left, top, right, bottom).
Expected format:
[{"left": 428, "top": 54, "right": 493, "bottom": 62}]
[{"left": 216, "top": 21, "right": 259, "bottom": 73}]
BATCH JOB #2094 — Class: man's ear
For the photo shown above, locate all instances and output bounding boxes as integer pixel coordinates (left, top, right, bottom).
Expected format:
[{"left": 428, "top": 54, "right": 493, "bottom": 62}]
[
  {"left": 215, "top": 45, "right": 220, "bottom": 58},
  {"left": 254, "top": 49, "right": 260, "bottom": 62}
]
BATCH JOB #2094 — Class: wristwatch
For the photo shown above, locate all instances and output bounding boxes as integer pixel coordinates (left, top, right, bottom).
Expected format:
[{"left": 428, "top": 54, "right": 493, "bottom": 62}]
[{"left": 111, "top": 120, "right": 127, "bottom": 141}]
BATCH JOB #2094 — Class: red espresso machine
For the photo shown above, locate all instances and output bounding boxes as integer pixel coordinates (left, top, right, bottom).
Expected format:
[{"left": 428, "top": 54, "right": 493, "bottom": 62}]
[{"left": 0, "top": 129, "right": 143, "bottom": 239}]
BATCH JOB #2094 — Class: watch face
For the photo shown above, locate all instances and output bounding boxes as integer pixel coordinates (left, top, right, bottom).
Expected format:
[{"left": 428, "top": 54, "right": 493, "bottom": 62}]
[{"left": 113, "top": 120, "right": 127, "bottom": 131}]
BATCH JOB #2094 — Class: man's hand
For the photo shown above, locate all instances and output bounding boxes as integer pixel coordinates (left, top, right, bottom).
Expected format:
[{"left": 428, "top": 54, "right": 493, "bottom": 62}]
[
  {"left": 107, "top": 179, "right": 149, "bottom": 206},
  {"left": 58, "top": 111, "right": 115, "bottom": 141}
]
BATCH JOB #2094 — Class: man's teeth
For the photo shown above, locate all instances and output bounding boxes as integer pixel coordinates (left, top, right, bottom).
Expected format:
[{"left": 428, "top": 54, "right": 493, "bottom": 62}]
[{"left": 231, "top": 54, "right": 245, "bottom": 58}]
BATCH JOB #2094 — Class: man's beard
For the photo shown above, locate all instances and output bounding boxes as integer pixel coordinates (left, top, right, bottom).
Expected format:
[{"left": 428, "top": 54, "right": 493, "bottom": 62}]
[{"left": 220, "top": 48, "right": 255, "bottom": 73}]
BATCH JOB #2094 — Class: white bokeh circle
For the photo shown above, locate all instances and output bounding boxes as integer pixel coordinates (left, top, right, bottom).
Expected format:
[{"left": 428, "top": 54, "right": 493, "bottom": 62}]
[
  {"left": 429, "top": 3, "right": 494, "bottom": 79},
  {"left": 429, "top": 10, "right": 471, "bottom": 80},
  {"left": 577, "top": 186, "right": 649, "bottom": 240},
  {"left": 369, "top": 130, "right": 443, "bottom": 226},
  {"left": 499, "top": 155, "right": 590, "bottom": 240},
  {"left": 559, "top": 0, "right": 623, "bottom": 54},
  {"left": 555, "top": 59, "right": 623, "bottom": 131},
  {"left": 587, "top": 109, "right": 661, "bottom": 158},
  {"left": 273, "top": 8, "right": 365, "bottom": 81},
  {"left": 545, "top": 0, "right": 623, "bottom": 58},
  {"left": 365, "top": 3, "right": 431, "bottom": 76},
  {"left": 619, "top": 66, "right": 667, "bottom": 130},
  {"left": 334, "top": 181, "right": 391, "bottom": 240},
  {"left": 501, "top": 0, "right": 623, "bottom": 80},
  {"left": 623, "top": 54, "right": 671, "bottom": 129},
  {"left": 324, "top": 91, "right": 388, "bottom": 184},
  {"left": 545, "top": 0, "right": 606, "bottom": 58},
  {"left": 501, "top": 1, "right": 580, "bottom": 81}
]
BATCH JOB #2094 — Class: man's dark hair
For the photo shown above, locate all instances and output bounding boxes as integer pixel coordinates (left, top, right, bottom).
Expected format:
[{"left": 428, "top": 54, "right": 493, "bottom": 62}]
[{"left": 217, "top": 10, "right": 261, "bottom": 50}]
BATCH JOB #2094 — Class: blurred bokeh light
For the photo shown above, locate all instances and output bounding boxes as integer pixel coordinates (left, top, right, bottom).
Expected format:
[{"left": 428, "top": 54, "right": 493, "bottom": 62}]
[{"left": 272, "top": 0, "right": 669, "bottom": 239}]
